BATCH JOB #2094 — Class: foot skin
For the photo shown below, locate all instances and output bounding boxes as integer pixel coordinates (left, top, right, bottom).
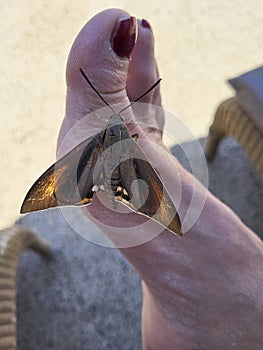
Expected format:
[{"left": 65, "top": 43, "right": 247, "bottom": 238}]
[{"left": 58, "top": 9, "right": 263, "bottom": 350}]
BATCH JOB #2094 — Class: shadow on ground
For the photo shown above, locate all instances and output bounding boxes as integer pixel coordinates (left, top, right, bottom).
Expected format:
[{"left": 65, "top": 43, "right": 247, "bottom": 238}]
[{"left": 16, "top": 137, "right": 263, "bottom": 350}]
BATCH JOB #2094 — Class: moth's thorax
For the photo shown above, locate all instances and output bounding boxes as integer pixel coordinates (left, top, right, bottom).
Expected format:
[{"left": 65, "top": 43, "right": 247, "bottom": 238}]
[{"left": 103, "top": 114, "right": 129, "bottom": 147}]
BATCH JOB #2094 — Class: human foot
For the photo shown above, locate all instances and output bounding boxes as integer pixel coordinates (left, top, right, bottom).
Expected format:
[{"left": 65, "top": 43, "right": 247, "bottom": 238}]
[{"left": 58, "top": 9, "right": 263, "bottom": 350}]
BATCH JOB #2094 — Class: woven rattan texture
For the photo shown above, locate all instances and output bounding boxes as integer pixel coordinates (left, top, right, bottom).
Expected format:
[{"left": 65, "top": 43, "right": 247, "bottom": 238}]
[
  {"left": 0, "top": 226, "right": 50, "bottom": 350},
  {"left": 205, "top": 96, "right": 263, "bottom": 178}
]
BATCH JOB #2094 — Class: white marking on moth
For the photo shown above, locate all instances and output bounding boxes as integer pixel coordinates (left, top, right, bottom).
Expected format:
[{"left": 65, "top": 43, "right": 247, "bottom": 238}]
[{"left": 92, "top": 185, "right": 99, "bottom": 192}]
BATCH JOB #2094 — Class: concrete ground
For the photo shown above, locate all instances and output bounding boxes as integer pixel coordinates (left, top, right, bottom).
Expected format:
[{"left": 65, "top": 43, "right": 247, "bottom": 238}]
[{"left": 16, "top": 138, "right": 263, "bottom": 350}]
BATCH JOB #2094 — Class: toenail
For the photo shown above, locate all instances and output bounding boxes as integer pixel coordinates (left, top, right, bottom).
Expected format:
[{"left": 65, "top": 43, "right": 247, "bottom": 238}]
[
  {"left": 111, "top": 16, "right": 138, "bottom": 58},
  {"left": 141, "top": 19, "right": 151, "bottom": 29}
]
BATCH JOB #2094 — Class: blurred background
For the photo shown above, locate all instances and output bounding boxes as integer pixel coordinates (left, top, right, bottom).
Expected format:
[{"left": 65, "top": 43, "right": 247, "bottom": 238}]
[{"left": 1, "top": 0, "right": 262, "bottom": 228}]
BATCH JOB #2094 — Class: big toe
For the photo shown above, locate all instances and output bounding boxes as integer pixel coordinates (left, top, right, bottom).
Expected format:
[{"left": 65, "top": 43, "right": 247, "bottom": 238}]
[{"left": 58, "top": 9, "right": 162, "bottom": 152}]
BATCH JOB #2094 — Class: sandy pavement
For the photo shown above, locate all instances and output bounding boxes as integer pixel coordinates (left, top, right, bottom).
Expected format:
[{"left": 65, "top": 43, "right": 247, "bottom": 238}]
[{"left": 1, "top": 0, "right": 262, "bottom": 228}]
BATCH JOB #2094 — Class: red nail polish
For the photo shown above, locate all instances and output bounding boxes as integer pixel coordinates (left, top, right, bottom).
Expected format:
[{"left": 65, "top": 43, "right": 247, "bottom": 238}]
[
  {"left": 111, "top": 16, "right": 137, "bottom": 58},
  {"left": 141, "top": 19, "right": 151, "bottom": 29}
]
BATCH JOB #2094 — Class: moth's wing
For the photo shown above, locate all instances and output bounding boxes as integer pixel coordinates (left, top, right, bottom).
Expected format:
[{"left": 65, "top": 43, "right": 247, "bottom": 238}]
[
  {"left": 117, "top": 138, "right": 182, "bottom": 236},
  {"left": 20, "top": 131, "right": 104, "bottom": 213}
]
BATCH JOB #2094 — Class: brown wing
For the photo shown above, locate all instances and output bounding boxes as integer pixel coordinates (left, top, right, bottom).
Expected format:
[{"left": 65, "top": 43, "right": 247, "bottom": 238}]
[
  {"left": 20, "top": 131, "right": 104, "bottom": 213},
  {"left": 116, "top": 138, "right": 182, "bottom": 237}
]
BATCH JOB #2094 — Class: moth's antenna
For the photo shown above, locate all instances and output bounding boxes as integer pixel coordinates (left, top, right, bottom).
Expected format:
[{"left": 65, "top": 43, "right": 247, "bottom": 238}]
[
  {"left": 118, "top": 78, "right": 162, "bottom": 115},
  {"left": 79, "top": 68, "right": 161, "bottom": 116},
  {"left": 79, "top": 68, "right": 116, "bottom": 114}
]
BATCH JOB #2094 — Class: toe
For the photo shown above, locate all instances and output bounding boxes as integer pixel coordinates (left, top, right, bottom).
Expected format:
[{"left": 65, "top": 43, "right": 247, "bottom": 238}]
[
  {"left": 58, "top": 11, "right": 164, "bottom": 152},
  {"left": 66, "top": 9, "right": 136, "bottom": 110},
  {"left": 127, "top": 19, "right": 158, "bottom": 102},
  {"left": 59, "top": 9, "right": 137, "bottom": 142},
  {"left": 127, "top": 19, "right": 164, "bottom": 135}
]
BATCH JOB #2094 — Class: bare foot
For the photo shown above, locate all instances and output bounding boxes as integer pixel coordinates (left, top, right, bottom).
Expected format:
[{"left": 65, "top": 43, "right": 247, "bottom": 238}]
[{"left": 58, "top": 9, "right": 263, "bottom": 350}]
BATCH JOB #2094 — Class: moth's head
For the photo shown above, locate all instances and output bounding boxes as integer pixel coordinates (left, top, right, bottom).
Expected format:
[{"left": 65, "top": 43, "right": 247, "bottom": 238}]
[{"left": 107, "top": 114, "right": 124, "bottom": 126}]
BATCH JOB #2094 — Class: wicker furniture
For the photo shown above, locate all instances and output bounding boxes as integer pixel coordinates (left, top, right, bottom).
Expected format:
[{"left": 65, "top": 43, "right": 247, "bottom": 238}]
[
  {"left": 205, "top": 96, "right": 263, "bottom": 179},
  {"left": 0, "top": 225, "right": 51, "bottom": 350}
]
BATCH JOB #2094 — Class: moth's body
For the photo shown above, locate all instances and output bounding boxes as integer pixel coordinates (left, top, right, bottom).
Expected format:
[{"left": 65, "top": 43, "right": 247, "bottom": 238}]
[
  {"left": 102, "top": 115, "right": 129, "bottom": 191},
  {"left": 91, "top": 114, "right": 132, "bottom": 205}
]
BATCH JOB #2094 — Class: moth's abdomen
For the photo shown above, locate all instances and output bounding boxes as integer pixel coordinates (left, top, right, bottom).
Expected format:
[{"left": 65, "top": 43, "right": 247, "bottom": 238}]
[
  {"left": 108, "top": 167, "right": 121, "bottom": 191},
  {"left": 104, "top": 166, "right": 130, "bottom": 201}
]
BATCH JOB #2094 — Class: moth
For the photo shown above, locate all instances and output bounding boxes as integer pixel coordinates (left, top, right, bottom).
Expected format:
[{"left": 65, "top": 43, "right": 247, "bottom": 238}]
[{"left": 20, "top": 69, "right": 182, "bottom": 237}]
